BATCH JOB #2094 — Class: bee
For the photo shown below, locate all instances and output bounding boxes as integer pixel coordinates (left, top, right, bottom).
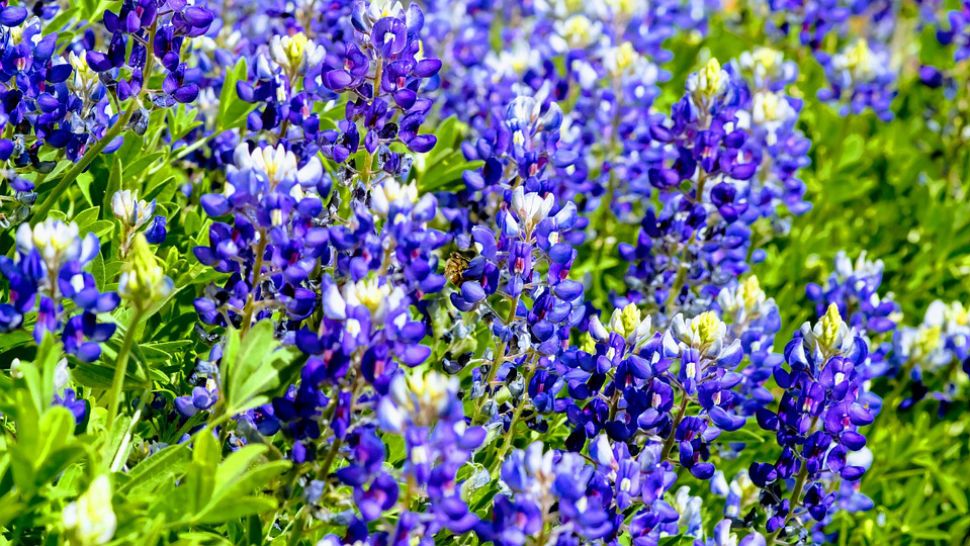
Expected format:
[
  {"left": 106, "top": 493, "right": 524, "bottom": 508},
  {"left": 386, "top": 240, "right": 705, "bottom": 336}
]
[{"left": 445, "top": 251, "right": 471, "bottom": 286}]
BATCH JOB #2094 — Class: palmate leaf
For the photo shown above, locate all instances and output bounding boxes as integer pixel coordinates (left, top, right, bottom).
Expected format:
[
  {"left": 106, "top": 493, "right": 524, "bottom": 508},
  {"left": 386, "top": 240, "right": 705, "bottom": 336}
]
[
  {"left": 220, "top": 321, "right": 301, "bottom": 415},
  {"left": 171, "top": 440, "right": 289, "bottom": 526}
]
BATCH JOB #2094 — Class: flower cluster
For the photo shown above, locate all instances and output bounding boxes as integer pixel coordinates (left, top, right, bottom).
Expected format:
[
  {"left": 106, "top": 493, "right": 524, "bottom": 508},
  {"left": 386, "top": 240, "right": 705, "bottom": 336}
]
[
  {"left": 751, "top": 304, "right": 877, "bottom": 540},
  {"left": 892, "top": 300, "right": 970, "bottom": 411},
  {"left": 0, "top": 220, "right": 117, "bottom": 361}
]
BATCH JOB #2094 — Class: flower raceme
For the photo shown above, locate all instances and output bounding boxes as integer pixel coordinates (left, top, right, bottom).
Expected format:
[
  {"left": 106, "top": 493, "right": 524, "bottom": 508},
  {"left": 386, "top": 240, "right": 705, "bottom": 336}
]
[{"left": 0, "top": 219, "right": 117, "bottom": 361}]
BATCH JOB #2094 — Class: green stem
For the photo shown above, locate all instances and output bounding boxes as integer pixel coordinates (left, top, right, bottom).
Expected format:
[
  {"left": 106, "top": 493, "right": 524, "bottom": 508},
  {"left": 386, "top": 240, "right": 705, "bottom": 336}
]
[
  {"left": 589, "top": 79, "right": 623, "bottom": 305},
  {"left": 315, "top": 376, "right": 361, "bottom": 481},
  {"left": 357, "top": 57, "right": 384, "bottom": 187},
  {"left": 174, "top": 132, "right": 216, "bottom": 160},
  {"left": 203, "top": 406, "right": 233, "bottom": 434},
  {"left": 490, "top": 357, "right": 537, "bottom": 477},
  {"left": 32, "top": 107, "right": 137, "bottom": 219},
  {"left": 661, "top": 394, "right": 689, "bottom": 462},
  {"left": 110, "top": 386, "right": 151, "bottom": 471},
  {"left": 768, "top": 415, "right": 820, "bottom": 543},
  {"left": 473, "top": 294, "right": 520, "bottom": 423},
  {"left": 287, "top": 377, "right": 361, "bottom": 544},
  {"left": 239, "top": 229, "right": 268, "bottom": 337},
  {"left": 106, "top": 308, "right": 145, "bottom": 436},
  {"left": 768, "top": 463, "right": 810, "bottom": 544}
]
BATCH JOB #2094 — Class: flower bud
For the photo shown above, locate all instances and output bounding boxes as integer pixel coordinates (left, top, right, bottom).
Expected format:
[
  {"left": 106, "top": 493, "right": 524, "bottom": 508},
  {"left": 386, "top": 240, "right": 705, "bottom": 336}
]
[
  {"left": 269, "top": 32, "right": 325, "bottom": 74},
  {"left": 111, "top": 190, "right": 156, "bottom": 231},
  {"left": 688, "top": 311, "right": 726, "bottom": 347},
  {"left": 620, "top": 303, "right": 641, "bottom": 340},
  {"left": 62, "top": 475, "right": 116, "bottom": 545},
  {"left": 818, "top": 303, "right": 845, "bottom": 350},
  {"left": 688, "top": 57, "right": 729, "bottom": 107},
  {"left": 118, "top": 234, "right": 172, "bottom": 308}
]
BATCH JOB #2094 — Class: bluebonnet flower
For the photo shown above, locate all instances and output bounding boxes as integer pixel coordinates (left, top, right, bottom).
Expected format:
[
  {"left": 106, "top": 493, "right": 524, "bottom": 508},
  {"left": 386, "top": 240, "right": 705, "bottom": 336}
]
[
  {"left": 816, "top": 39, "right": 897, "bottom": 121},
  {"left": 86, "top": 0, "right": 215, "bottom": 105},
  {"left": 175, "top": 384, "right": 219, "bottom": 418},
  {"left": 477, "top": 441, "right": 614, "bottom": 544},
  {"left": 707, "top": 518, "right": 767, "bottom": 546},
  {"left": 715, "top": 276, "right": 783, "bottom": 415},
  {"left": 936, "top": 1, "right": 970, "bottom": 62},
  {"left": 194, "top": 142, "right": 327, "bottom": 330},
  {"left": 754, "top": 0, "right": 852, "bottom": 49},
  {"left": 892, "top": 300, "right": 970, "bottom": 411},
  {"left": 316, "top": 1, "right": 442, "bottom": 161},
  {"left": 663, "top": 310, "right": 747, "bottom": 478},
  {"left": 0, "top": 18, "right": 113, "bottom": 162},
  {"left": 377, "top": 372, "right": 485, "bottom": 533},
  {"left": 112, "top": 190, "right": 156, "bottom": 256},
  {"left": 145, "top": 215, "right": 167, "bottom": 244},
  {"left": 732, "top": 49, "right": 812, "bottom": 217},
  {"left": 54, "top": 388, "right": 88, "bottom": 424},
  {"left": 750, "top": 304, "right": 875, "bottom": 538},
  {"left": 0, "top": 219, "right": 118, "bottom": 361},
  {"left": 621, "top": 56, "right": 794, "bottom": 315},
  {"left": 806, "top": 251, "right": 900, "bottom": 380}
]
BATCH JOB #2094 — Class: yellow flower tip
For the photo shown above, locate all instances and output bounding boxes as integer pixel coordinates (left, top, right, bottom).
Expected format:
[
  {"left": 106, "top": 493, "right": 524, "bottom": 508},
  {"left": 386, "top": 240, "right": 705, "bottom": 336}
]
[
  {"left": 739, "top": 275, "right": 765, "bottom": 311},
  {"left": 915, "top": 325, "right": 942, "bottom": 357},
  {"left": 819, "top": 303, "right": 845, "bottom": 348},
  {"left": 692, "top": 311, "right": 725, "bottom": 346},
  {"left": 613, "top": 42, "right": 638, "bottom": 74},
  {"left": 620, "top": 303, "right": 641, "bottom": 340},
  {"left": 354, "top": 277, "right": 386, "bottom": 314},
  {"left": 285, "top": 32, "right": 309, "bottom": 64},
  {"left": 751, "top": 47, "right": 780, "bottom": 72},
  {"left": 691, "top": 57, "right": 727, "bottom": 100}
]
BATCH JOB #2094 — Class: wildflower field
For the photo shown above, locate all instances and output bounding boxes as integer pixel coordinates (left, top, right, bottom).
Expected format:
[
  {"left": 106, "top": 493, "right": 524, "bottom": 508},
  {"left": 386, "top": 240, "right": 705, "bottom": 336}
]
[{"left": 2, "top": 0, "right": 970, "bottom": 544}]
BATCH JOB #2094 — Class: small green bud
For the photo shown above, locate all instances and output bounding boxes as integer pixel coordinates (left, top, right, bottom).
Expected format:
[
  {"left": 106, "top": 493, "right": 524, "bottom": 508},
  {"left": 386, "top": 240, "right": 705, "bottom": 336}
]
[
  {"left": 119, "top": 234, "right": 172, "bottom": 309},
  {"left": 62, "top": 475, "right": 116, "bottom": 545}
]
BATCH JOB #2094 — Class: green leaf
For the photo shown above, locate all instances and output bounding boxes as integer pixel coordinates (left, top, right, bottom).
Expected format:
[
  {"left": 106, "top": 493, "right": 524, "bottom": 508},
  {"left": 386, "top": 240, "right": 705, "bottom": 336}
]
[
  {"left": 221, "top": 321, "right": 301, "bottom": 415},
  {"left": 17, "top": 335, "right": 62, "bottom": 416},
  {"left": 214, "top": 445, "right": 270, "bottom": 488},
  {"left": 120, "top": 444, "right": 191, "bottom": 496},
  {"left": 139, "top": 340, "right": 194, "bottom": 362},
  {"left": 77, "top": 173, "right": 95, "bottom": 207},
  {"left": 194, "top": 496, "right": 278, "bottom": 525},
  {"left": 185, "top": 431, "right": 220, "bottom": 513},
  {"left": 106, "top": 155, "right": 124, "bottom": 210}
]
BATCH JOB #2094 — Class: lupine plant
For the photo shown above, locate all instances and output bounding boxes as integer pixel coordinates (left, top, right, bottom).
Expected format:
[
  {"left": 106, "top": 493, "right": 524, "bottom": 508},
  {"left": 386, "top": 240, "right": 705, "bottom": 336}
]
[{"left": 1, "top": 0, "right": 969, "bottom": 545}]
